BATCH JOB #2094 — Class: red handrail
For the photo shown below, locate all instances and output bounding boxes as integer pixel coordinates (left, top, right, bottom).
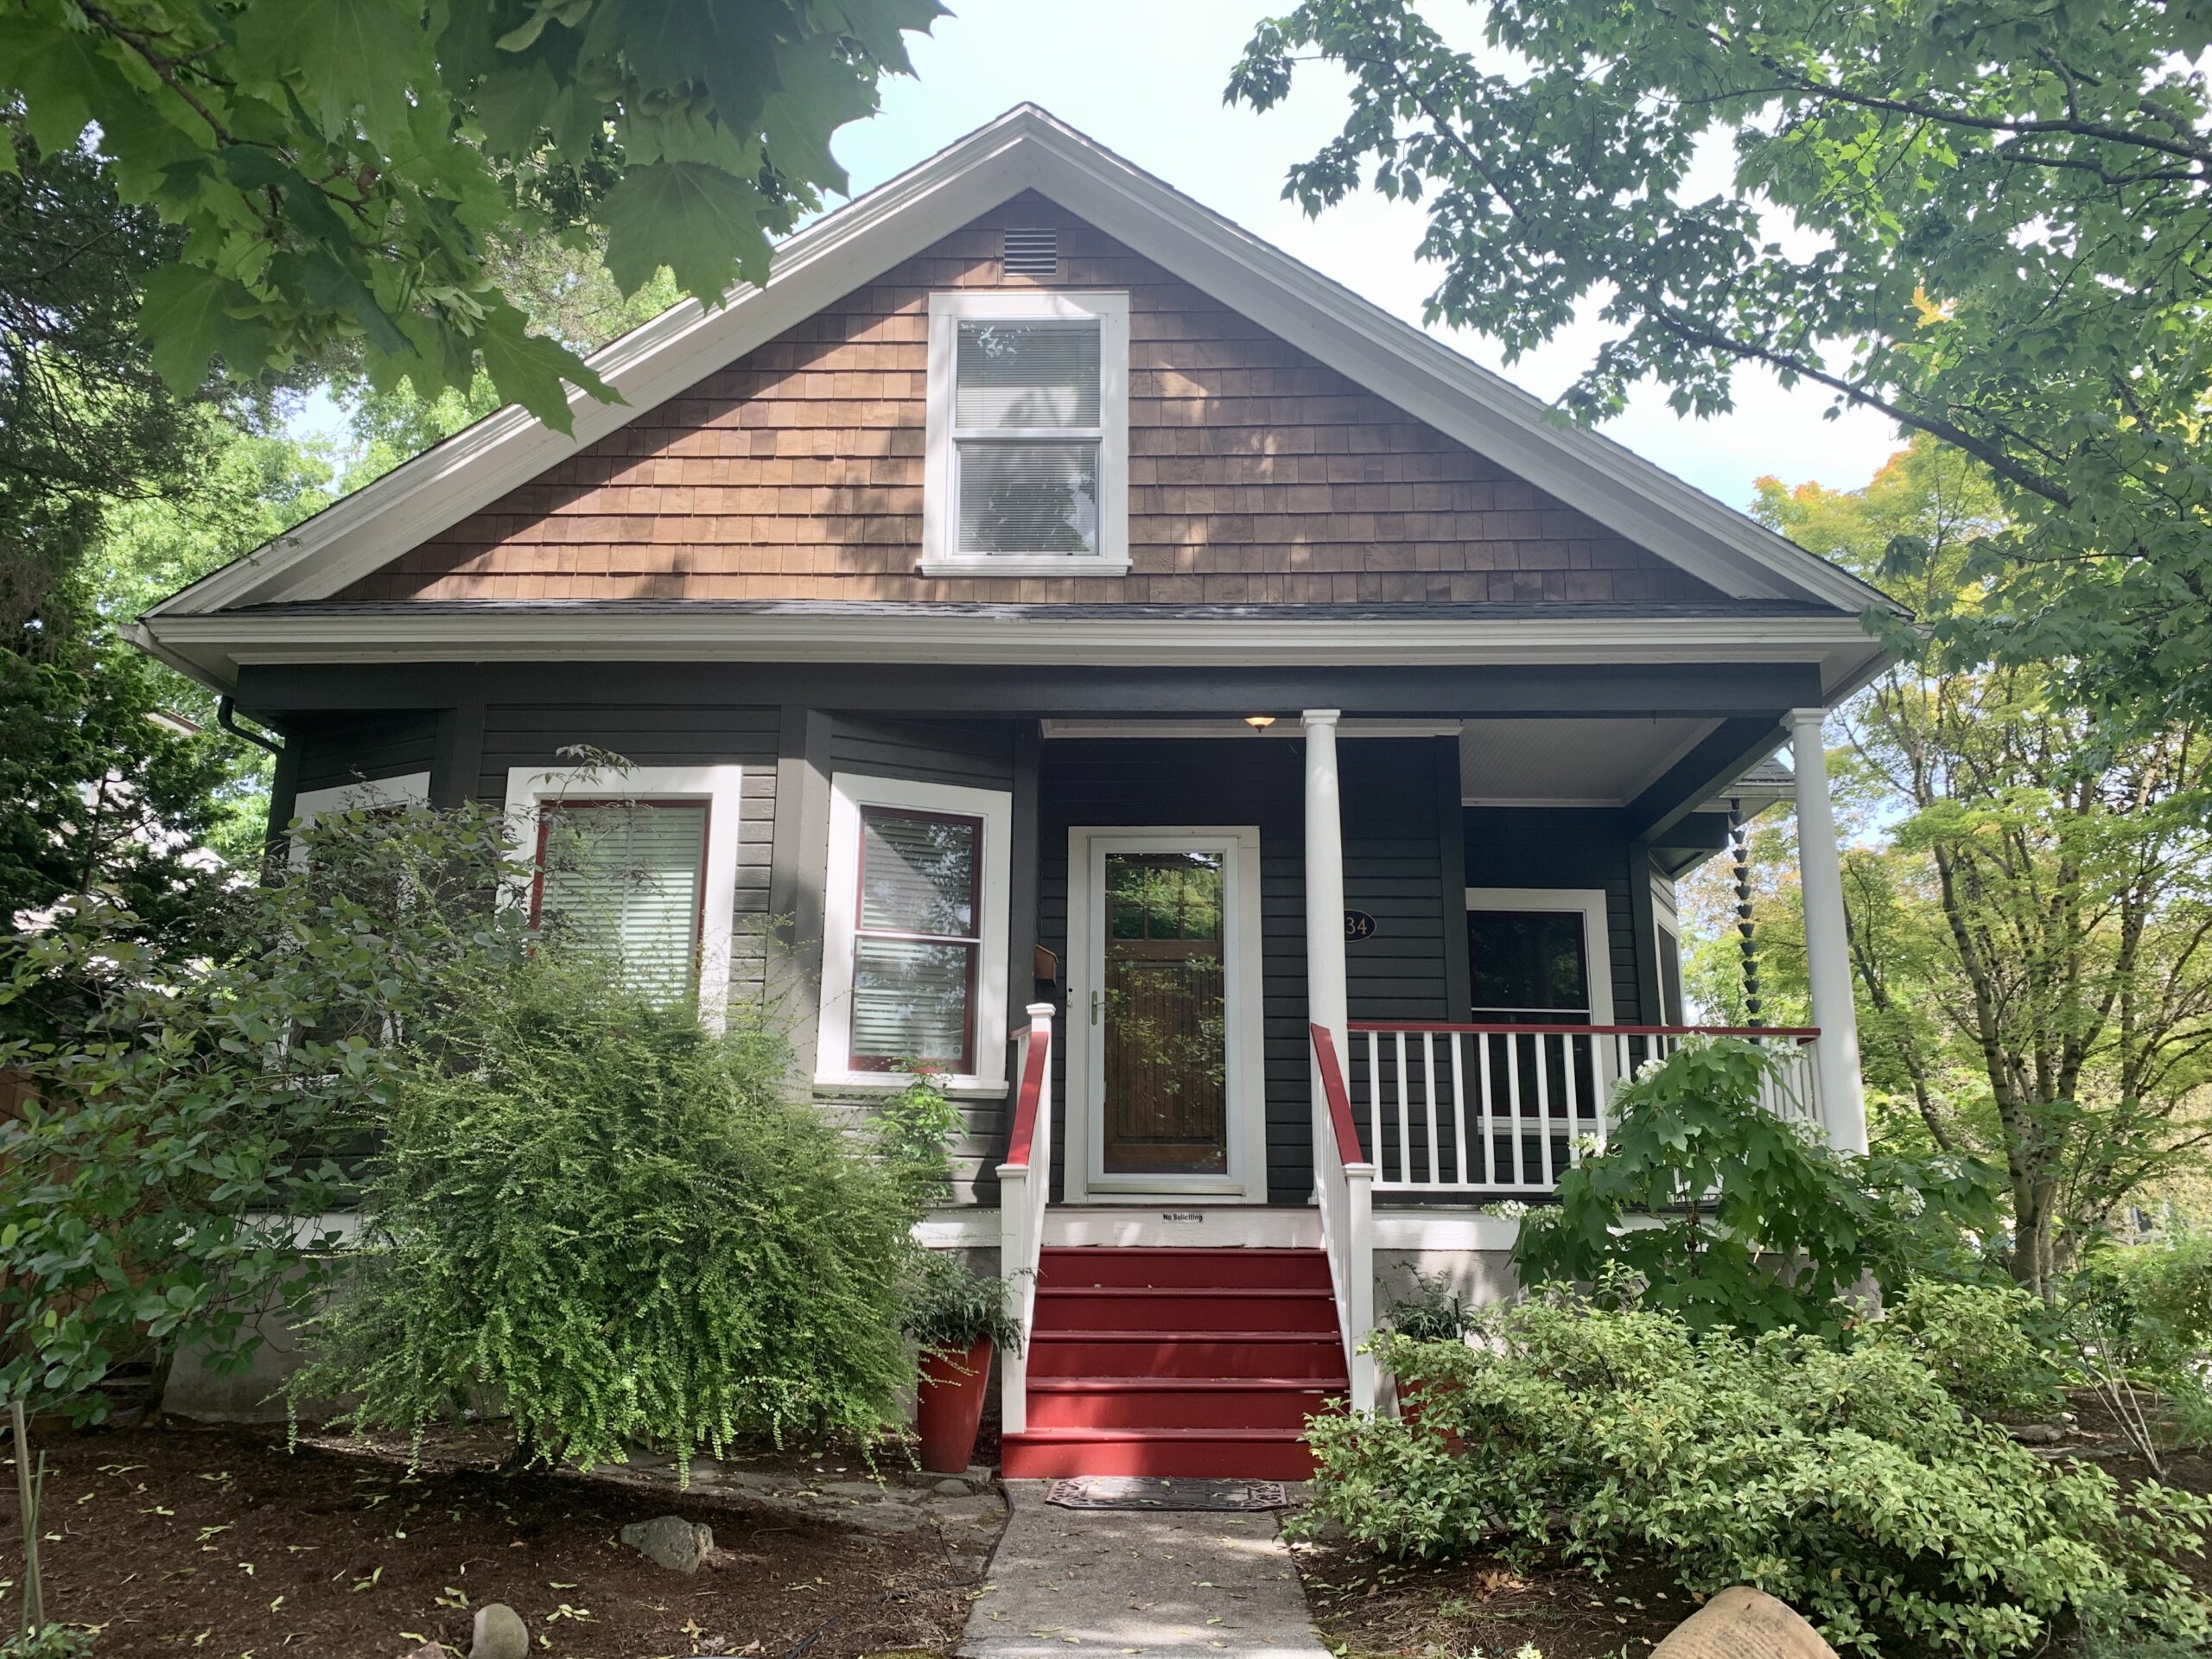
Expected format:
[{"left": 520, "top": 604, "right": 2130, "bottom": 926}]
[
  {"left": 1347, "top": 1020, "right": 1819, "bottom": 1041},
  {"left": 1307, "top": 1023, "right": 1367, "bottom": 1167},
  {"left": 1004, "top": 1022, "right": 1052, "bottom": 1169}
]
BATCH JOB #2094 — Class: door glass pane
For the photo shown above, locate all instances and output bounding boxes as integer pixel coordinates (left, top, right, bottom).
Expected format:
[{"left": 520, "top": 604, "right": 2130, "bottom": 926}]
[
  {"left": 859, "top": 810, "right": 978, "bottom": 936},
  {"left": 1467, "top": 906, "right": 1597, "bottom": 1185},
  {"left": 1102, "top": 851, "right": 1228, "bottom": 1175},
  {"left": 957, "top": 441, "right": 1100, "bottom": 555},
  {"left": 850, "top": 938, "right": 976, "bottom": 1071},
  {"left": 536, "top": 801, "right": 709, "bottom": 1001}
]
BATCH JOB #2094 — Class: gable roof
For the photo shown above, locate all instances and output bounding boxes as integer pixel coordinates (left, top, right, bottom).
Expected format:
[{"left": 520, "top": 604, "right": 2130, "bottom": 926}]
[{"left": 146, "top": 105, "right": 1894, "bottom": 626}]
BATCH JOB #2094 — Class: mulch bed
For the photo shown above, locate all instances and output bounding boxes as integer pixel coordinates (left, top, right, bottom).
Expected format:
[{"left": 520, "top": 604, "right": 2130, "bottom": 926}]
[
  {"left": 1291, "top": 1388, "right": 2212, "bottom": 1659},
  {"left": 2, "top": 1424, "right": 986, "bottom": 1658}
]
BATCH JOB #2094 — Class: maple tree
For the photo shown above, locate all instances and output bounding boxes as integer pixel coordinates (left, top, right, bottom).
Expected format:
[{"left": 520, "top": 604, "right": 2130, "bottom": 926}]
[{"left": 0, "top": 0, "right": 942, "bottom": 429}]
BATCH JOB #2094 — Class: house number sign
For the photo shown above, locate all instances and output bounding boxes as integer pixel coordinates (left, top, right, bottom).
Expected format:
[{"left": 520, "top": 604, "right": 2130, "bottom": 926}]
[{"left": 1344, "top": 909, "right": 1378, "bottom": 941}]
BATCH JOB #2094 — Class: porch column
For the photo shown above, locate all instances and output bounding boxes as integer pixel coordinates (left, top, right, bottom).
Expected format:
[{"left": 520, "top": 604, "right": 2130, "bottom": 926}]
[
  {"left": 1303, "top": 709, "right": 1350, "bottom": 1070},
  {"left": 1789, "top": 708, "right": 1868, "bottom": 1154}
]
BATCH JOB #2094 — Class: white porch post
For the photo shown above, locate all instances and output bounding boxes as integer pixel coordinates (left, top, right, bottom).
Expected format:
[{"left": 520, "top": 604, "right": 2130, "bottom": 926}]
[
  {"left": 1789, "top": 707, "right": 1868, "bottom": 1154},
  {"left": 1302, "top": 710, "right": 1350, "bottom": 1066}
]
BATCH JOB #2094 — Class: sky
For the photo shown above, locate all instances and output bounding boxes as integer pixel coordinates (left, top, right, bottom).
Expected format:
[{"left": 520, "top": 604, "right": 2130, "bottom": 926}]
[{"left": 822, "top": 0, "right": 1909, "bottom": 515}]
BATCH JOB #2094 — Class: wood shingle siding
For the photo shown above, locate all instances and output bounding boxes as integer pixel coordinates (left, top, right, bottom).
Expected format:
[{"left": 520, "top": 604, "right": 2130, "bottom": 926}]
[{"left": 338, "top": 195, "right": 1724, "bottom": 607}]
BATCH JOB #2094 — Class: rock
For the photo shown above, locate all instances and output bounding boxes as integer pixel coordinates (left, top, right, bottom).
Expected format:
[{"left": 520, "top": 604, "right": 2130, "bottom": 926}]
[
  {"left": 1652, "top": 1586, "right": 1838, "bottom": 1659},
  {"left": 934, "top": 1477, "right": 972, "bottom": 1495},
  {"left": 619, "top": 1514, "right": 715, "bottom": 1573},
  {"left": 469, "top": 1602, "right": 531, "bottom": 1659},
  {"left": 823, "top": 1478, "right": 888, "bottom": 1497},
  {"left": 2007, "top": 1422, "right": 2065, "bottom": 1445},
  {"left": 403, "top": 1643, "right": 444, "bottom": 1659}
]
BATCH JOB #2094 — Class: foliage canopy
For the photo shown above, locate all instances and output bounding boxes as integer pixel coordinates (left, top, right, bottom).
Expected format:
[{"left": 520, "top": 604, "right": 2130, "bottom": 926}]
[
  {"left": 1230, "top": 1, "right": 2212, "bottom": 731},
  {"left": 0, "top": 0, "right": 943, "bottom": 428}
]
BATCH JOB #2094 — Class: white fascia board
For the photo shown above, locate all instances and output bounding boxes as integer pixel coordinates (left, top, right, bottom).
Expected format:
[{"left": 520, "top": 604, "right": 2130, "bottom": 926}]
[
  {"left": 140, "top": 608, "right": 1890, "bottom": 698},
  {"left": 149, "top": 105, "right": 1892, "bottom": 621}
]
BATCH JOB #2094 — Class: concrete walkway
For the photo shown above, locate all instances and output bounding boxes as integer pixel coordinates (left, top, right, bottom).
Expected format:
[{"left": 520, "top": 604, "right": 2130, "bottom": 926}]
[{"left": 959, "top": 1482, "right": 1327, "bottom": 1659}]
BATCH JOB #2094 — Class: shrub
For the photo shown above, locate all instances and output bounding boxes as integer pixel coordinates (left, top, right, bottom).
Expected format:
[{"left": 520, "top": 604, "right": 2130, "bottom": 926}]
[
  {"left": 904, "top": 1250, "right": 1024, "bottom": 1357},
  {"left": 1512, "top": 1037, "right": 2000, "bottom": 1338},
  {"left": 1876, "top": 1278, "right": 2068, "bottom": 1415},
  {"left": 0, "top": 802, "right": 528, "bottom": 1421},
  {"left": 1384, "top": 1271, "right": 1472, "bottom": 1341},
  {"left": 289, "top": 944, "right": 924, "bottom": 1469},
  {"left": 1302, "top": 1300, "right": 2211, "bottom": 1658}
]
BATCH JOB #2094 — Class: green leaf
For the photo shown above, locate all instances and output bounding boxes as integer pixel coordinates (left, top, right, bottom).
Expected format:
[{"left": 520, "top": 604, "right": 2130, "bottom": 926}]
[
  {"left": 471, "top": 304, "right": 619, "bottom": 432},
  {"left": 137, "top": 266, "right": 274, "bottom": 389},
  {"left": 233, "top": 0, "right": 428, "bottom": 145},
  {"left": 599, "top": 160, "right": 771, "bottom": 299}
]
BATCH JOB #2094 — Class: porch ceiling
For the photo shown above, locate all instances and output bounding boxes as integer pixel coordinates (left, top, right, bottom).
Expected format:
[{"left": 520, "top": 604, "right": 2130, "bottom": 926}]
[{"left": 1460, "top": 715, "right": 1731, "bottom": 808}]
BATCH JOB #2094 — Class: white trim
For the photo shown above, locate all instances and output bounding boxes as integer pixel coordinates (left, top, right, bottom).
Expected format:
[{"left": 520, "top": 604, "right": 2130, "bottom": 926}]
[
  {"left": 1464, "top": 886, "right": 1618, "bottom": 1027},
  {"left": 815, "top": 772, "right": 1014, "bottom": 1093},
  {"left": 287, "top": 770, "right": 431, "bottom": 868},
  {"left": 912, "top": 1205, "right": 1524, "bottom": 1252},
  {"left": 1042, "top": 718, "right": 1462, "bottom": 740},
  {"left": 1064, "top": 825, "right": 1268, "bottom": 1204},
  {"left": 291, "top": 771, "right": 430, "bottom": 825},
  {"left": 132, "top": 610, "right": 1891, "bottom": 701},
  {"left": 143, "top": 105, "right": 1892, "bottom": 626},
  {"left": 500, "top": 763, "right": 748, "bottom": 1017},
  {"left": 923, "top": 289, "right": 1130, "bottom": 574}
]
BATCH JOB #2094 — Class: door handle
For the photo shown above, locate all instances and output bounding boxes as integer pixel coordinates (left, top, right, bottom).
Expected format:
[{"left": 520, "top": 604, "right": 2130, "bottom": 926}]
[{"left": 1090, "top": 988, "right": 1101, "bottom": 1027}]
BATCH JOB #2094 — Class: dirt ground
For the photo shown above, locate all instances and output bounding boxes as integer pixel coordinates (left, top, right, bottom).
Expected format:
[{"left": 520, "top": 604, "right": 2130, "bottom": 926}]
[
  {"left": 1291, "top": 1389, "right": 2212, "bottom": 1659},
  {"left": 1, "top": 1424, "right": 989, "bottom": 1659}
]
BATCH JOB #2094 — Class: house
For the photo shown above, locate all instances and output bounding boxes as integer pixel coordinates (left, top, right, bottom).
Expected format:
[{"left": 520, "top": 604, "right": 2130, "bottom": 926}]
[{"left": 129, "top": 107, "right": 1892, "bottom": 1477}]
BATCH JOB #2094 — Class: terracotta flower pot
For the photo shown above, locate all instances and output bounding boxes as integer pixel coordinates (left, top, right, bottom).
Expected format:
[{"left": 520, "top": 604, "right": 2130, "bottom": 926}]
[
  {"left": 916, "top": 1337, "right": 994, "bottom": 1474},
  {"left": 1395, "top": 1375, "right": 1464, "bottom": 1451}
]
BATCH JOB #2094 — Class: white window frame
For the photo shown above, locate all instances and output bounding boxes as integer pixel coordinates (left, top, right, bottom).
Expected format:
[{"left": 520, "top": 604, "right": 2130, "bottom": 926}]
[
  {"left": 817, "top": 772, "right": 1014, "bottom": 1096},
  {"left": 1464, "top": 886, "right": 1618, "bottom": 1027},
  {"left": 501, "top": 764, "right": 748, "bottom": 1018},
  {"left": 287, "top": 772, "right": 431, "bottom": 868},
  {"left": 920, "top": 289, "right": 1130, "bottom": 577},
  {"left": 1651, "top": 875, "right": 1687, "bottom": 1027}
]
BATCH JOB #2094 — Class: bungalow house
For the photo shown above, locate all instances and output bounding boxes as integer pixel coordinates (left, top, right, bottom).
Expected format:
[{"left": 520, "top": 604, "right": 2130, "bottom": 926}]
[{"left": 129, "top": 107, "right": 1891, "bottom": 1478}]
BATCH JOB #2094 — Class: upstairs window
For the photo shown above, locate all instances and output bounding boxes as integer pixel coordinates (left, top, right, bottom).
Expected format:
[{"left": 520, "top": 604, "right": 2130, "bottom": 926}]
[{"left": 923, "top": 291, "right": 1128, "bottom": 576}]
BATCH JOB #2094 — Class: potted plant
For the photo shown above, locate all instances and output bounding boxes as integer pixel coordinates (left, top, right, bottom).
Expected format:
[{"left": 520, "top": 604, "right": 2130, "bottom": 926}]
[
  {"left": 905, "top": 1253, "right": 1024, "bottom": 1474},
  {"left": 1386, "top": 1273, "right": 1471, "bottom": 1439}
]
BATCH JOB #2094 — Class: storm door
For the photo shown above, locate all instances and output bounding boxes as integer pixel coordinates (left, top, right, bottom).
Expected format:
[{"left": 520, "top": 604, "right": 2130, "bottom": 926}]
[{"left": 1068, "top": 829, "right": 1264, "bottom": 1200}]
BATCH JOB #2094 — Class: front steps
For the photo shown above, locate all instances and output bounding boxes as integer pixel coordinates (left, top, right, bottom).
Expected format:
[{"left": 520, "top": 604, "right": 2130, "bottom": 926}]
[{"left": 1000, "top": 1246, "right": 1348, "bottom": 1478}]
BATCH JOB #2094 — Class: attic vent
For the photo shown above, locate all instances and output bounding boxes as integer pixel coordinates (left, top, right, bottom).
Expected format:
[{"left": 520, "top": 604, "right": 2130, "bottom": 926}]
[{"left": 1001, "top": 227, "right": 1058, "bottom": 276}]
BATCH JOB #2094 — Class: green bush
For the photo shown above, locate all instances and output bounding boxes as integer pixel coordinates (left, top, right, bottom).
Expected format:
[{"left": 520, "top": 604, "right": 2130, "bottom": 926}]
[
  {"left": 1513, "top": 1037, "right": 2001, "bottom": 1338},
  {"left": 290, "top": 945, "right": 924, "bottom": 1468},
  {"left": 1384, "top": 1270, "right": 1472, "bottom": 1341},
  {"left": 904, "top": 1250, "right": 1024, "bottom": 1357},
  {"left": 1302, "top": 1300, "right": 2211, "bottom": 1658},
  {"left": 0, "top": 802, "right": 529, "bottom": 1421},
  {"left": 1876, "top": 1278, "right": 2068, "bottom": 1415}
]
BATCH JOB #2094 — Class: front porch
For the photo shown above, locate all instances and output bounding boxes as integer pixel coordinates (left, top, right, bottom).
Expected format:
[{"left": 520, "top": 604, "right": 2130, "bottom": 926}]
[{"left": 974, "top": 706, "right": 1868, "bottom": 1477}]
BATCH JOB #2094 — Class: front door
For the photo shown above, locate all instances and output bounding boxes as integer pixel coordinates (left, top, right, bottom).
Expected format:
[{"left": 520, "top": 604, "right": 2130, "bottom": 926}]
[{"left": 1067, "top": 828, "right": 1264, "bottom": 1200}]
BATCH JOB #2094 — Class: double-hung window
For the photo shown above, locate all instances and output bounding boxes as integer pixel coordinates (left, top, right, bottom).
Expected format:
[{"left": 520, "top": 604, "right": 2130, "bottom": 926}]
[
  {"left": 922, "top": 291, "right": 1129, "bottom": 576},
  {"left": 817, "top": 773, "right": 1013, "bottom": 1092},
  {"left": 502, "top": 764, "right": 749, "bottom": 1016}
]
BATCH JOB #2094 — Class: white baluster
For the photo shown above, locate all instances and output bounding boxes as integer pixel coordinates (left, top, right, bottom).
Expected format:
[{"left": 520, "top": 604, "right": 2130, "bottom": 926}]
[
  {"left": 1450, "top": 1032, "right": 1471, "bottom": 1188},
  {"left": 1477, "top": 1031, "right": 1497, "bottom": 1187},
  {"left": 1421, "top": 1032, "right": 1440, "bottom": 1187},
  {"left": 1535, "top": 1032, "right": 1555, "bottom": 1190},
  {"left": 1394, "top": 1031, "right": 1412, "bottom": 1188}
]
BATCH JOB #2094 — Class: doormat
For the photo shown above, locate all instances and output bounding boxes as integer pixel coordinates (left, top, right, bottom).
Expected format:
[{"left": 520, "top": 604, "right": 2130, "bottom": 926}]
[{"left": 1045, "top": 1477, "right": 1289, "bottom": 1512}]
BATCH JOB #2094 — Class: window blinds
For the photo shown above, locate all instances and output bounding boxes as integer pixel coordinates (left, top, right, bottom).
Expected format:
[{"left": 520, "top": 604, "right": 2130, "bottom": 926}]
[
  {"left": 953, "top": 320, "right": 1103, "bottom": 557},
  {"left": 535, "top": 801, "right": 708, "bottom": 1002},
  {"left": 851, "top": 808, "right": 981, "bottom": 1070}
]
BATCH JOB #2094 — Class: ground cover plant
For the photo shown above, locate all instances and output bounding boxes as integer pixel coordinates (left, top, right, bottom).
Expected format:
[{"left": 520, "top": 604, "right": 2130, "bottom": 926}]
[{"left": 1304, "top": 1299, "right": 2212, "bottom": 1658}]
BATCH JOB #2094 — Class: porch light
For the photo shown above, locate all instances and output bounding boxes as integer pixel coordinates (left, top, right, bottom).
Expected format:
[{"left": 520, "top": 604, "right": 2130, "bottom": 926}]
[{"left": 1243, "top": 714, "right": 1277, "bottom": 729}]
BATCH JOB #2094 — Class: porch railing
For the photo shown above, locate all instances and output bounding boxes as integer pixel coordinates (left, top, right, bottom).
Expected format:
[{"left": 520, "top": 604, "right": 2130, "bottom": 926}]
[
  {"left": 995, "top": 1003, "right": 1055, "bottom": 1435},
  {"left": 1309, "top": 1022, "right": 1376, "bottom": 1412},
  {"left": 1346, "top": 1022, "right": 1821, "bottom": 1195}
]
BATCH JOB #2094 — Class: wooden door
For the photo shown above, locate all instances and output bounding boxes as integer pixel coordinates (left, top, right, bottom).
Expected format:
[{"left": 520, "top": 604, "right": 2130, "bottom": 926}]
[{"left": 1100, "top": 850, "right": 1229, "bottom": 1174}]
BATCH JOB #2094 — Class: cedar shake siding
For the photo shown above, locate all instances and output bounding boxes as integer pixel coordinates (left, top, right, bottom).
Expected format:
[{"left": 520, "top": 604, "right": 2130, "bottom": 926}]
[{"left": 338, "top": 194, "right": 1726, "bottom": 607}]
